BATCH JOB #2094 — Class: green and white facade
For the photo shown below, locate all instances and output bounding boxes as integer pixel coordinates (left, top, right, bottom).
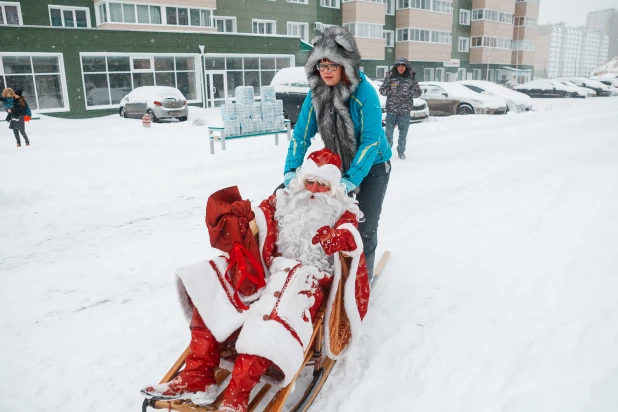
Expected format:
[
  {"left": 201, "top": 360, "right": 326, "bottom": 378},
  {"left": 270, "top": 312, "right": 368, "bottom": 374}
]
[{"left": 0, "top": 0, "right": 538, "bottom": 118}]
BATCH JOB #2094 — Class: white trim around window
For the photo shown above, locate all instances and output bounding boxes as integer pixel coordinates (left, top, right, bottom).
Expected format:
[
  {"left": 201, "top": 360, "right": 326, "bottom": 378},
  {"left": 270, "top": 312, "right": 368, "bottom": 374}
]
[
  {"left": 458, "top": 36, "right": 469, "bottom": 52},
  {"left": 94, "top": 2, "right": 214, "bottom": 28},
  {"left": 287, "top": 21, "right": 309, "bottom": 42},
  {"left": 287, "top": 0, "right": 309, "bottom": 4},
  {"left": 383, "top": 30, "right": 394, "bottom": 47},
  {"left": 252, "top": 19, "right": 276, "bottom": 35},
  {"left": 0, "top": 52, "right": 70, "bottom": 113},
  {"left": 320, "top": 0, "right": 340, "bottom": 7},
  {"left": 49, "top": 5, "right": 91, "bottom": 28},
  {"left": 79, "top": 52, "right": 201, "bottom": 110},
  {"left": 435, "top": 67, "right": 445, "bottom": 81},
  {"left": 459, "top": 9, "right": 470, "bottom": 25},
  {"left": 386, "top": 0, "right": 395, "bottom": 15},
  {"left": 376, "top": 65, "right": 389, "bottom": 79},
  {"left": 0, "top": 1, "right": 22, "bottom": 25},
  {"left": 343, "top": 22, "right": 383, "bottom": 39},
  {"left": 214, "top": 16, "right": 236, "bottom": 33}
]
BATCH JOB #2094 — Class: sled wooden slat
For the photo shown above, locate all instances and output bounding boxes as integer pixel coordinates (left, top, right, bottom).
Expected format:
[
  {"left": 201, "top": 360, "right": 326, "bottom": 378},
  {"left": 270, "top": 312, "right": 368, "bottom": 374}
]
[
  {"left": 247, "top": 384, "right": 272, "bottom": 411},
  {"left": 374, "top": 250, "right": 390, "bottom": 279},
  {"left": 160, "top": 346, "right": 191, "bottom": 384}
]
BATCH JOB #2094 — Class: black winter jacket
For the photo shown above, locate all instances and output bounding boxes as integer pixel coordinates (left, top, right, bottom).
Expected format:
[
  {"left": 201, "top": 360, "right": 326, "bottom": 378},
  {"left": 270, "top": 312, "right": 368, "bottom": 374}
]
[{"left": 379, "top": 58, "right": 422, "bottom": 115}]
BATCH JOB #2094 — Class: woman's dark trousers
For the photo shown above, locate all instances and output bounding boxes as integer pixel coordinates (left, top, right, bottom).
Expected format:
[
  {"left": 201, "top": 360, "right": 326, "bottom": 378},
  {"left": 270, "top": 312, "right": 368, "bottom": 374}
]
[
  {"left": 356, "top": 160, "right": 391, "bottom": 281},
  {"left": 13, "top": 129, "right": 29, "bottom": 145}
]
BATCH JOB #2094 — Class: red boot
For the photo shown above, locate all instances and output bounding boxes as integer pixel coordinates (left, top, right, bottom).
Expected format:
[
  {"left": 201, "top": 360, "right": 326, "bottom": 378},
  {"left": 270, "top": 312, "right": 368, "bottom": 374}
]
[
  {"left": 219, "top": 354, "right": 272, "bottom": 412},
  {"left": 141, "top": 308, "right": 220, "bottom": 405}
]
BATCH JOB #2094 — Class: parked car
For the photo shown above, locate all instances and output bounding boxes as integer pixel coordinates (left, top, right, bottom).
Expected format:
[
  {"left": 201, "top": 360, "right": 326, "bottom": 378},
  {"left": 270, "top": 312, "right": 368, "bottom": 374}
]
[
  {"left": 270, "top": 67, "right": 429, "bottom": 125},
  {"left": 459, "top": 80, "right": 533, "bottom": 112},
  {"left": 558, "top": 77, "right": 613, "bottom": 97},
  {"left": 595, "top": 78, "right": 618, "bottom": 96},
  {"left": 552, "top": 80, "right": 596, "bottom": 97},
  {"left": 419, "top": 81, "right": 507, "bottom": 115},
  {"left": 118, "top": 86, "right": 188, "bottom": 122},
  {"left": 514, "top": 79, "right": 586, "bottom": 98}
]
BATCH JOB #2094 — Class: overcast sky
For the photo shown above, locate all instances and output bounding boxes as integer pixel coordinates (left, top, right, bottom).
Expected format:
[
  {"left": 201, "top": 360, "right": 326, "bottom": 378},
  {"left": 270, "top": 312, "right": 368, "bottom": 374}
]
[{"left": 538, "top": 0, "right": 618, "bottom": 27}]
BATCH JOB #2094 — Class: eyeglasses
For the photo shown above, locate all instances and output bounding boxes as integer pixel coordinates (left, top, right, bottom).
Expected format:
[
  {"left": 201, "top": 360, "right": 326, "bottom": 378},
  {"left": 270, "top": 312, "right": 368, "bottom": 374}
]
[{"left": 317, "top": 63, "right": 340, "bottom": 72}]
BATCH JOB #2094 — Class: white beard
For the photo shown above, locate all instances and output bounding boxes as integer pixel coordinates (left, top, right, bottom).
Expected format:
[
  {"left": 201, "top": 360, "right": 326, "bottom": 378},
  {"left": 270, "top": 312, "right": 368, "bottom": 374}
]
[{"left": 274, "top": 188, "right": 361, "bottom": 271}]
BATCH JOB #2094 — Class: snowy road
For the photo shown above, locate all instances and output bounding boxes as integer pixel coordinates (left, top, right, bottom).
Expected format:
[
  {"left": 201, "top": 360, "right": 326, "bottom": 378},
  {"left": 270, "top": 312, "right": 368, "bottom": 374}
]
[{"left": 1, "top": 97, "right": 618, "bottom": 412}]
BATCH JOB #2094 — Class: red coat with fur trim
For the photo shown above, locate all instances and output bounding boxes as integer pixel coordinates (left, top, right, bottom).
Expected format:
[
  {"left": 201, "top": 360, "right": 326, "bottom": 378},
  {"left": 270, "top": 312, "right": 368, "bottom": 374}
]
[{"left": 175, "top": 191, "right": 370, "bottom": 388}]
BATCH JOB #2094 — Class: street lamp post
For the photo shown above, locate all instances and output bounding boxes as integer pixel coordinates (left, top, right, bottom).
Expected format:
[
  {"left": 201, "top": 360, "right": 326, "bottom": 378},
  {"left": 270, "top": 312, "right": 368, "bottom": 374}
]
[{"left": 199, "top": 45, "right": 206, "bottom": 108}]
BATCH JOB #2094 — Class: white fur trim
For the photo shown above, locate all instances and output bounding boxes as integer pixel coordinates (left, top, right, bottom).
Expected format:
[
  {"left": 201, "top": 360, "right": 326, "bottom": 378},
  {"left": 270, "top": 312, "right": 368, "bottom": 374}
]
[
  {"left": 337, "top": 223, "right": 363, "bottom": 258},
  {"left": 322, "top": 252, "right": 363, "bottom": 360},
  {"left": 175, "top": 258, "right": 247, "bottom": 342},
  {"left": 252, "top": 206, "right": 272, "bottom": 279},
  {"left": 300, "top": 158, "right": 341, "bottom": 187}
]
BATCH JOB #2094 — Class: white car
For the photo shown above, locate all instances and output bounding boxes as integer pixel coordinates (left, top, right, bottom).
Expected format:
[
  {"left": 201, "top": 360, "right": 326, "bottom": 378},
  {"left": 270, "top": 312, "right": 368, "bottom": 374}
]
[
  {"left": 119, "top": 86, "right": 188, "bottom": 122},
  {"left": 459, "top": 80, "right": 533, "bottom": 113},
  {"left": 558, "top": 77, "right": 613, "bottom": 97},
  {"left": 596, "top": 78, "right": 618, "bottom": 95},
  {"left": 514, "top": 79, "right": 587, "bottom": 98},
  {"left": 553, "top": 80, "right": 595, "bottom": 97},
  {"left": 419, "top": 81, "right": 507, "bottom": 115}
]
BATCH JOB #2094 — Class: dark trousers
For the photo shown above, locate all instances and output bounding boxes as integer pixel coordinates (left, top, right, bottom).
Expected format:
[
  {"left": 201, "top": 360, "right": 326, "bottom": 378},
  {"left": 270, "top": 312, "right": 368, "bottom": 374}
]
[
  {"left": 356, "top": 160, "right": 391, "bottom": 280},
  {"left": 13, "top": 129, "right": 29, "bottom": 145},
  {"left": 385, "top": 113, "right": 410, "bottom": 155}
]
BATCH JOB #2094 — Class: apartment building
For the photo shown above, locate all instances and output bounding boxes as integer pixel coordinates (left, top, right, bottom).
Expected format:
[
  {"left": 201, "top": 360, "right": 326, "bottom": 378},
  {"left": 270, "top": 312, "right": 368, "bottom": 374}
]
[
  {"left": 534, "top": 23, "right": 610, "bottom": 78},
  {"left": 587, "top": 8, "right": 618, "bottom": 62},
  {"left": 0, "top": 0, "right": 538, "bottom": 118}
]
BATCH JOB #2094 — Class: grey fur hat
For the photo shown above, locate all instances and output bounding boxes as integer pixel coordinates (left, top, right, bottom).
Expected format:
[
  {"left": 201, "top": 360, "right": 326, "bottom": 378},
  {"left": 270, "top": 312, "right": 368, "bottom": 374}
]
[{"left": 304, "top": 26, "right": 361, "bottom": 96}]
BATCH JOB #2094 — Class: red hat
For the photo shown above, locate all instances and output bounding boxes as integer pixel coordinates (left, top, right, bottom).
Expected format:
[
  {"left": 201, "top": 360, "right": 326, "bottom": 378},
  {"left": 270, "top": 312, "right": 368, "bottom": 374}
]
[{"left": 299, "top": 148, "right": 342, "bottom": 187}]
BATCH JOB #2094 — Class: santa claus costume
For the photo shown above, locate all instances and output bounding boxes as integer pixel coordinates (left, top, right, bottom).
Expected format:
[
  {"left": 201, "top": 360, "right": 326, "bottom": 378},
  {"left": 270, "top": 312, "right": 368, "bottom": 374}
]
[{"left": 141, "top": 148, "right": 370, "bottom": 412}]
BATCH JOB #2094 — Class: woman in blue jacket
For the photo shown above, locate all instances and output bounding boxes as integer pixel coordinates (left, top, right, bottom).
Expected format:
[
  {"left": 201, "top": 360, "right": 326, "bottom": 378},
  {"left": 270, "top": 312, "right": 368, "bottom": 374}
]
[{"left": 283, "top": 26, "right": 392, "bottom": 280}]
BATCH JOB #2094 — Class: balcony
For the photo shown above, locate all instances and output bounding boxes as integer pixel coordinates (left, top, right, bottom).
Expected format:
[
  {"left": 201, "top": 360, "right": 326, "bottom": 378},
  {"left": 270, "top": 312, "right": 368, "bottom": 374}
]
[
  {"left": 396, "top": 9, "right": 453, "bottom": 33},
  {"left": 342, "top": 1, "right": 385, "bottom": 25},
  {"left": 395, "top": 42, "right": 451, "bottom": 62},
  {"left": 470, "top": 47, "right": 512, "bottom": 64}
]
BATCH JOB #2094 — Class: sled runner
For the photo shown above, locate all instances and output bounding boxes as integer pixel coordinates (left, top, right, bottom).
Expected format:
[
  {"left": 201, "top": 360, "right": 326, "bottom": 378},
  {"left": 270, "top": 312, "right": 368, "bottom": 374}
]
[{"left": 142, "top": 250, "right": 390, "bottom": 412}]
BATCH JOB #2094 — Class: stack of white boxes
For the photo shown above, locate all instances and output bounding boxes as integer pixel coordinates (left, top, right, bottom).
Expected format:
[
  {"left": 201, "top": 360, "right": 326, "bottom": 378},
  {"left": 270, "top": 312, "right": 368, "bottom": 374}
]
[{"left": 221, "top": 85, "right": 285, "bottom": 136}]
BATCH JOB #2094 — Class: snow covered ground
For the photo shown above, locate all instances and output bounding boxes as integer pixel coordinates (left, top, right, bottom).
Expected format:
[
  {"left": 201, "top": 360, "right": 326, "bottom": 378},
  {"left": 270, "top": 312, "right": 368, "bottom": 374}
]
[{"left": 2, "top": 97, "right": 618, "bottom": 412}]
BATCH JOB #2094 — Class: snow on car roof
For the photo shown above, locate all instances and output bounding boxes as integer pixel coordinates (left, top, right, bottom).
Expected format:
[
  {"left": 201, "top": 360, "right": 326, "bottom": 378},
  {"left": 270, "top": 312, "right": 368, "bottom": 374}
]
[
  {"left": 129, "top": 86, "right": 185, "bottom": 100},
  {"left": 270, "top": 67, "right": 310, "bottom": 93}
]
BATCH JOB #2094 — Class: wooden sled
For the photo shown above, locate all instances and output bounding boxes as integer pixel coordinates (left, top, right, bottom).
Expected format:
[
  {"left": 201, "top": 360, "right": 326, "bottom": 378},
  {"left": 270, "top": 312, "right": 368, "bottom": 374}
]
[{"left": 142, "top": 251, "right": 390, "bottom": 412}]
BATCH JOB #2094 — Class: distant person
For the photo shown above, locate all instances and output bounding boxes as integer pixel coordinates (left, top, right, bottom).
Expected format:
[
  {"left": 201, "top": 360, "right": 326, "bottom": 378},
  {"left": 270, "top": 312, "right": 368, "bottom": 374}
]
[
  {"left": 7, "top": 89, "right": 32, "bottom": 147},
  {"left": 379, "top": 58, "right": 422, "bottom": 160}
]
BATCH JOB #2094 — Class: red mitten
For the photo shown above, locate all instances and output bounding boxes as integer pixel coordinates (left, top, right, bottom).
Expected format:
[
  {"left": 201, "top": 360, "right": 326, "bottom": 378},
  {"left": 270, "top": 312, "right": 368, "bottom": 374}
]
[{"left": 311, "top": 225, "right": 357, "bottom": 256}]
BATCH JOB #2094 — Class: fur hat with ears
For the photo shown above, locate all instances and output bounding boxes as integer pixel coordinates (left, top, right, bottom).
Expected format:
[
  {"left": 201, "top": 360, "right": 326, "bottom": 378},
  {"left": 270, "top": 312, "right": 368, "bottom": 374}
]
[
  {"left": 2, "top": 88, "right": 15, "bottom": 98},
  {"left": 303, "top": 26, "right": 361, "bottom": 174}
]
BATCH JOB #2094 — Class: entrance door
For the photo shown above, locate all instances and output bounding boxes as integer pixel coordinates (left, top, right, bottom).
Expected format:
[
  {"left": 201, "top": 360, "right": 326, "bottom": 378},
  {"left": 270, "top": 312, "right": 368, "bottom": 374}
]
[{"left": 204, "top": 71, "right": 227, "bottom": 107}]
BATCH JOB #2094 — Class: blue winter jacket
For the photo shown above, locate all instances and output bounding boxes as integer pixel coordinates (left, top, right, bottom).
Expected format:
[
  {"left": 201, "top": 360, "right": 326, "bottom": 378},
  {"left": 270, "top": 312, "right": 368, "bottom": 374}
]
[{"left": 284, "top": 72, "right": 392, "bottom": 187}]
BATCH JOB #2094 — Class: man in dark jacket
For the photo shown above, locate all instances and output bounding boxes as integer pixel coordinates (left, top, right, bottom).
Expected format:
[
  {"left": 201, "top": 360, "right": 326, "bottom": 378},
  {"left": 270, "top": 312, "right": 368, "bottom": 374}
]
[{"left": 379, "top": 58, "right": 422, "bottom": 160}]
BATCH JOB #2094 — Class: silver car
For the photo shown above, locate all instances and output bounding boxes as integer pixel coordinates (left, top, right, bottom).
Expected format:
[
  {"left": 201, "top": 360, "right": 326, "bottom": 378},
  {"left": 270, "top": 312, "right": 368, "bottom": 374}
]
[{"left": 119, "top": 86, "right": 188, "bottom": 122}]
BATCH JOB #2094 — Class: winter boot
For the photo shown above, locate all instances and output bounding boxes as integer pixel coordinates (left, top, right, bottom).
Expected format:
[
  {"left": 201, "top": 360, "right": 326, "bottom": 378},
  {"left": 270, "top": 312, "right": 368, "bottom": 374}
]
[
  {"left": 398, "top": 152, "right": 406, "bottom": 160},
  {"left": 218, "top": 354, "right": 272, "bottom": 412},
  {"left": 141, "top": 308, "right": 219, "bottom": 405},
  {"left": 17, "top": 144, "right": 21, "bottom": 147}
]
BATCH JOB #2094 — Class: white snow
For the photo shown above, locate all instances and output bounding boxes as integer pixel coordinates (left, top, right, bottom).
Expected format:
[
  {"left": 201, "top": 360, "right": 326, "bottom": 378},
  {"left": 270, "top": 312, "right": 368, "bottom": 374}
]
[{"left": 2, "top": 97, "right": 618, "bottom": 412}]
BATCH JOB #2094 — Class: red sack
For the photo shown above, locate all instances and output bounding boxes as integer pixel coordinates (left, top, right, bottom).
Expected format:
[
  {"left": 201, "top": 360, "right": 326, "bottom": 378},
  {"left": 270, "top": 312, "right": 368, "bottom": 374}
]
[{"left": 24, "top": 115, "right": 31, "bottom": 122}]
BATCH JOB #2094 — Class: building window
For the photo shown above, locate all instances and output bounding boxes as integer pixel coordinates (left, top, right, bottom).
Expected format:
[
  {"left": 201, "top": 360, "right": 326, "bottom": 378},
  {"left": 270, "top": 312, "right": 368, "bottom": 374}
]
[
  {"left": 435, "top": 67, "right": 445, "bottom": 81},
  {"left": 205, "top": 54, "right": 293, "bottom": 97},
  {"left": 471, "top": 36, "right": 512, "bottom": 49},
  {"left": 0, "top": 2, "right": 21, "bottom": 25},
  {"left": 459, "top": 9, "right": 470, "bottom": 25},
  {"left": 396, "top": 0, "right": 453, "bottom": 15},
  {"left": 458, "top": 36, "right": 469, "bottom": 52},
  {"left": 287, "top": 0, "right": 308, "bottom": 3},
  {"left": 287, "top": 22, "right": 309, "bottom": 42},
  {"left": 320, "top": 0, "right": 340, "bottom": 7},
  {"left": 457, "top": 68, "right": 466, "bottom": 81},
  {"left": 344, "top": 22, "right": 383, "bottom": 39},
  {"left": 383, "top": 30, "right": 394, "bottom": 47},
  {"left": 376, "top": 65, "right": 388, "bottom": 79},
  {"left": 424, "top": 68, "right": 434, "bottom": 81},
  {"left": 96, "top": 2, "right": 212, "bottom": 27},
  {"left": 516, "top": 0, "right": 539, "bottom": 3},
  {"left": 471, "top": 9, "right": 514, "bottom": 24},
  {"left": 386, "top": 0, "right": 395, "bottom": 15},
  {"left": 512, "top": 40, "right": 535, "bottom": 51},
  {"left": 49, "top": 5, "right": 90, "bottom": 27},
  {"left": 397, "top": 28, "right": 452, "bottom": 45},
  {"left": 253, "top": 19, "right": 276, "bottom": 35},
  {"left": 343, "top": 0, "right": 386, "bottom": 3},
  {"left": 80, "top": 53, "right": 199, "bottom": 109},
  {"left": 514, "top": 17, "right": 537, "bottom": 27},
  {"left": 214, "top": 16, "right": 236, "bottom": 33},
  {"left": 0, "top": 53, "right": 68, "bottom": 112},
  {"left": 473, "top": 69, "right": 481, "bottom": 80}
]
